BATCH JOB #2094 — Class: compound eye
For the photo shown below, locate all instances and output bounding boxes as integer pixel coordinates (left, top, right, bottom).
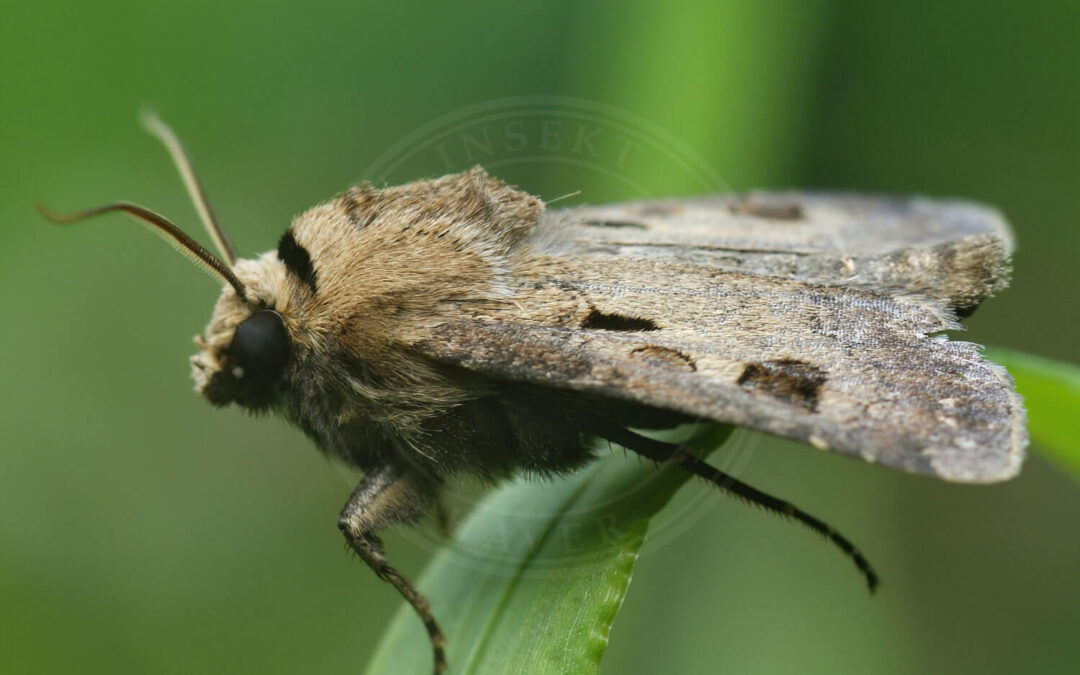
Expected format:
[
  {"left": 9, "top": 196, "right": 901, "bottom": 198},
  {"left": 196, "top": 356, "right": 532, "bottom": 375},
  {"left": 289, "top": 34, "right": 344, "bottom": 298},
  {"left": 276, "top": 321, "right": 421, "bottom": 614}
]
[{"left": 228, "top": 310, "right": 290, "bottom": 382}]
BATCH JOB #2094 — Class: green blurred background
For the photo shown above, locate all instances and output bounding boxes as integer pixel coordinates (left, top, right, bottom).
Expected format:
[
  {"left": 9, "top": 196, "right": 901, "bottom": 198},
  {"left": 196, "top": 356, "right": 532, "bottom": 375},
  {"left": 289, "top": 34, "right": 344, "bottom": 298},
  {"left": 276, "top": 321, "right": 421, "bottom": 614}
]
[{"left": 3, "top": 1, "right": 1078, "bottom": 673}]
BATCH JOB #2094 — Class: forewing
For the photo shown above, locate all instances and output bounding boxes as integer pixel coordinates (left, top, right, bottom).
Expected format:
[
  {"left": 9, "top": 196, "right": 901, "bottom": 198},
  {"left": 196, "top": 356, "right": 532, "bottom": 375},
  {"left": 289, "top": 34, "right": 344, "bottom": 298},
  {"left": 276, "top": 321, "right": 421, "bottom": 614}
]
[
  {"left": 418, "top": 193, "right": 1026, "bottom": 483},
  {"left": 552, "top": 191, "right": 1013, "bottom": 316}
]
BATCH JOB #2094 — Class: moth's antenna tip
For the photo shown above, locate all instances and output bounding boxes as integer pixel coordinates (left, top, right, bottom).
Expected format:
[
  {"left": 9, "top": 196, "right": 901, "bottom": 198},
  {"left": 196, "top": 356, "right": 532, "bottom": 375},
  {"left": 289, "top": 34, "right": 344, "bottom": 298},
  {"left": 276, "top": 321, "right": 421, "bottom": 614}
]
[
  {"left": 36, "top": 201, "right": 68, "bottom": 224},
  {"left": 139, "top": 105, "right": 161, "bottom": 127},
  {"left": 139, "top": 106, "right": 174, "bottom": 142}
]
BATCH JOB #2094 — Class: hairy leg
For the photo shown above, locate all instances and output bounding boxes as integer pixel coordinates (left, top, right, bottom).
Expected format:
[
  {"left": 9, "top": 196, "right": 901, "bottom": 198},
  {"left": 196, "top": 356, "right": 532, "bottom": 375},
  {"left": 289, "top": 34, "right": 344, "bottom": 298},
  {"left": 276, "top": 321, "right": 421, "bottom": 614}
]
[{"left": 337, "top": 465, "right": 446, "bottom": 674}]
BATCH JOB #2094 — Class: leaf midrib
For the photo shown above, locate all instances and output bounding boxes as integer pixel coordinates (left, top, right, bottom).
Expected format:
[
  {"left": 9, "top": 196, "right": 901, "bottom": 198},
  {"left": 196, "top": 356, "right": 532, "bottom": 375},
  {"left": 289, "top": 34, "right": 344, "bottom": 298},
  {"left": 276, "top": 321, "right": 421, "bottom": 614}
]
[{"left": 458, "top": 467, "right": 602, "bottom": 673}]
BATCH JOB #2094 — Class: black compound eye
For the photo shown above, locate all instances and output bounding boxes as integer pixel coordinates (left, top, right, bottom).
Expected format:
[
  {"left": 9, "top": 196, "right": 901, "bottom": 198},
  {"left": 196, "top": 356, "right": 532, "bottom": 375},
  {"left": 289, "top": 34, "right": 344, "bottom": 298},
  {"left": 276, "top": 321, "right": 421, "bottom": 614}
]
[{"left": 228, "top": 310, "right": 291, "bottom": 382}]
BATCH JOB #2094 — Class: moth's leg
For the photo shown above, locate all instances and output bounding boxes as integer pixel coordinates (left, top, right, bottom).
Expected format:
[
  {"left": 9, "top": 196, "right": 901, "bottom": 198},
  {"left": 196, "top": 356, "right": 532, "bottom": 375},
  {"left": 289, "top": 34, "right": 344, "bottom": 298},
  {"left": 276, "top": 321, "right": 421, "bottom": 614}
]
[
  {"left": 337, "top": 465, "right": 446, "bottom": 674},
  {"left": 600, "top": 425, "right": 880, "bottom": 593}
]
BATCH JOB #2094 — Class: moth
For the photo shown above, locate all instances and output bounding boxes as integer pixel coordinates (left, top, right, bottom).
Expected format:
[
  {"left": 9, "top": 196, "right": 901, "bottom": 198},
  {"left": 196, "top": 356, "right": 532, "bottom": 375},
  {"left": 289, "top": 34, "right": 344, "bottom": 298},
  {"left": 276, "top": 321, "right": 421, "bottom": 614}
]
[{"left": 41, "top": 115, "right": 1027, "bottom": 674}]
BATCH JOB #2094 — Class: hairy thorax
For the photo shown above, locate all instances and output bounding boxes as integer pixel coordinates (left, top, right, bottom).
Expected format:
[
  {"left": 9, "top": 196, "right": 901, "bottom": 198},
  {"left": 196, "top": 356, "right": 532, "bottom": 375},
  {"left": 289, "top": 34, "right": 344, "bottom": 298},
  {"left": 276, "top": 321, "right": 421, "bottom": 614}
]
[{"left": 191, "top": 168, "right": 573, "bottom": 471}]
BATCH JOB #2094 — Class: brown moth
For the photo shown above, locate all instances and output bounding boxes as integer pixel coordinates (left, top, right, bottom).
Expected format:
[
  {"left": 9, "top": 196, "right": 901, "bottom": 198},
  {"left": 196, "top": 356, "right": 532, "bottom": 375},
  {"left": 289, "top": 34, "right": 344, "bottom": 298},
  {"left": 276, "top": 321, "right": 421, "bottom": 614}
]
[{"left": 41, "top": 115, "right": 1026, "bottom": 674}]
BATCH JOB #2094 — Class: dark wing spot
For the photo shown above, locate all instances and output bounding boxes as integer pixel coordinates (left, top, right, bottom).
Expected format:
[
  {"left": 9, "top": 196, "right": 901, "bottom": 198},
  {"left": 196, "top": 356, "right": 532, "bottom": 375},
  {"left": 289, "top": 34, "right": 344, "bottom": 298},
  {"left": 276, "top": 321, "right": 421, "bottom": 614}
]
[
  {"left": 729, "top": 201, "right": 803, "bottom": 221},
  {"left": 737, "top": 359, "right": 826, "bottom": 411},
  {"left": 277, "top": 230, "right": 317, "bottom": 293},
  {"left": 582, "top": 309, "right": 659, "bottom": 332},
  {"left": 581, "top": 219, "right": 648, "bottom": 230},
  {"left": 629, "top": 345, "right": 696, "bottom": 372}
]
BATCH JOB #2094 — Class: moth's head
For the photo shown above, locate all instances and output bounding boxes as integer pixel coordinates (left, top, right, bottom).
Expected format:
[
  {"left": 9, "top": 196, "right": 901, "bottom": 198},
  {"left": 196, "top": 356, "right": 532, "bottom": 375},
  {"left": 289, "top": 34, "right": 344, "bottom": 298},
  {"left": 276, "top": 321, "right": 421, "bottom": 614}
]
[
  {"left": 38, "top": 112, "right": 298, "bottom": 412},
  {"left": 191, "top": 254, "right": 294, "bottom": 410}
]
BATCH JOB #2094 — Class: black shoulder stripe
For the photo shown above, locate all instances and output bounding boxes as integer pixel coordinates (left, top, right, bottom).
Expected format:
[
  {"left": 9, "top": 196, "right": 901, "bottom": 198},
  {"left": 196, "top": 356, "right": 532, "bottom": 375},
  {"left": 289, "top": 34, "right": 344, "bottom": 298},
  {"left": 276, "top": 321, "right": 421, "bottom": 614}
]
[{"left": 277, "top": 230, "right": 317, "bottom": 293}]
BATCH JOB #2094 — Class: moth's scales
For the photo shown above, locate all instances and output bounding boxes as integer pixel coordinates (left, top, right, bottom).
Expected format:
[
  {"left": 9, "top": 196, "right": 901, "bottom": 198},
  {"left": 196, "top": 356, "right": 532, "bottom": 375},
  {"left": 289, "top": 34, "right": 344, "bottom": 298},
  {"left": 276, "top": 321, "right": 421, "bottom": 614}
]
[{"left": 420, "top": 189, "right": 1026, "bottom": 483}]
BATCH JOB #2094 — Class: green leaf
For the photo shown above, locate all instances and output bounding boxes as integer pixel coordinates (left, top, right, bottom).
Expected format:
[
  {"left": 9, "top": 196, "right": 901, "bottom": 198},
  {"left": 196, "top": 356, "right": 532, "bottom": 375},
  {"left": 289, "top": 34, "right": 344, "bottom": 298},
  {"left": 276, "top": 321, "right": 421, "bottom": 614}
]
[
  {"left": 364, "top": 426, "right": 732, "bottom": 674},
  {"left": 987, "top": 348, "right": 1080, "bottom": 476}
]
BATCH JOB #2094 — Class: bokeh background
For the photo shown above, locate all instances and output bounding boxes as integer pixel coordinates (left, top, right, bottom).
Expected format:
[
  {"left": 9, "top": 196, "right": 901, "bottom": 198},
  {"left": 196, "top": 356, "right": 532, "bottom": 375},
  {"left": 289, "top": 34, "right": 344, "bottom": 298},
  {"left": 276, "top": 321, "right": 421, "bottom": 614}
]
[{"left": 3, "top": 1, "right": 1078, "bottom": 673}]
